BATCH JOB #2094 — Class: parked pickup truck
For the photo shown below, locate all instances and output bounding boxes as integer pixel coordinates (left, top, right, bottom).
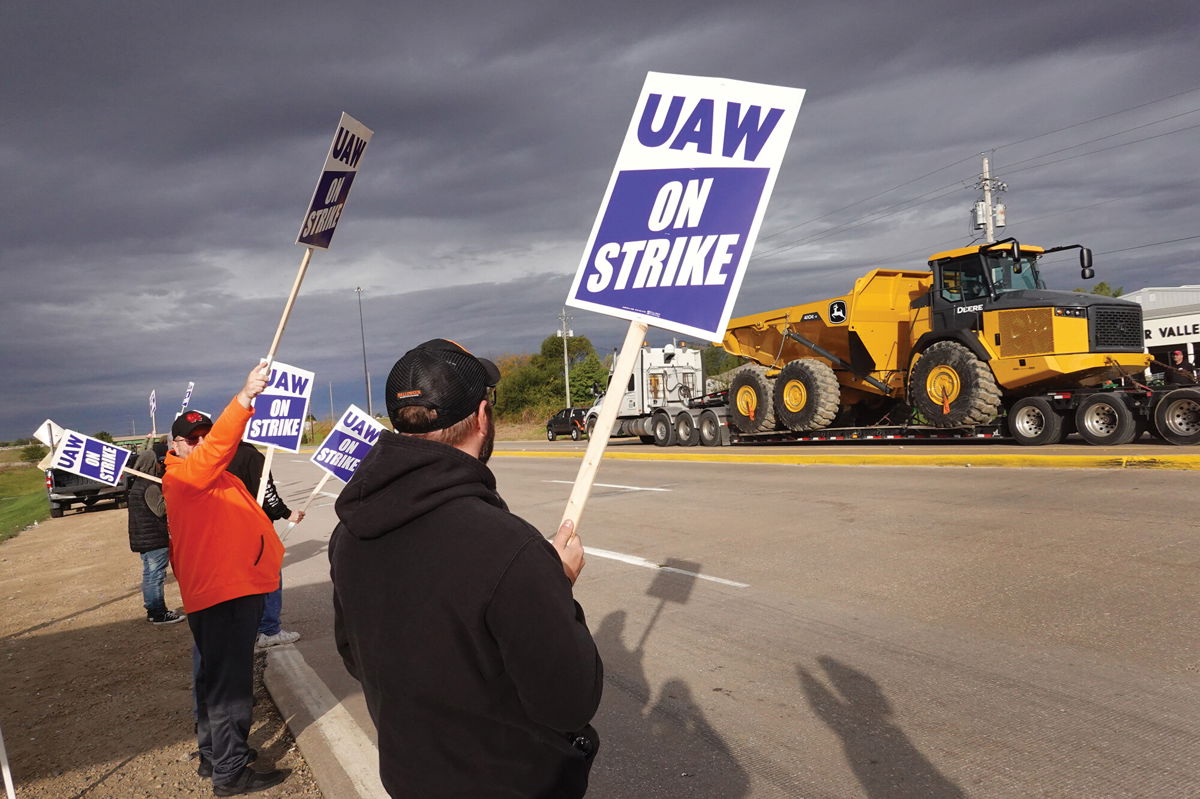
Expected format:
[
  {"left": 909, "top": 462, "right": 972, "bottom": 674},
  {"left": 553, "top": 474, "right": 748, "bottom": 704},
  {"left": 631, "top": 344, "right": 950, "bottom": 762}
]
[{"left": 45, "top": 467, "right": 129, "bottom": 518}]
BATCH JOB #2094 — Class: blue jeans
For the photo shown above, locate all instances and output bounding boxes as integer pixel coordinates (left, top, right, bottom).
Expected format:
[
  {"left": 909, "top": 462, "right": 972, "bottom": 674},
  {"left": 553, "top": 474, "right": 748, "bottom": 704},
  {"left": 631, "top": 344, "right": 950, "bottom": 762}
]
[
  {"left": 140, "top": 547, "right": 170, "bottom": 616},
  {"left": 257, "top": 574, "right": 283, "bottom": 636}
]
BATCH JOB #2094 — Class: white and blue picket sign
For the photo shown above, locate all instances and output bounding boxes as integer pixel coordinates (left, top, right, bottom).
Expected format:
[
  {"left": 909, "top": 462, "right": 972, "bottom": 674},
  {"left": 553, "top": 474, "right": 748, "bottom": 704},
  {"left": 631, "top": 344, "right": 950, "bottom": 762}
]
[
  {"left": 567, "top": 72, "right": 805, "bottom": 341},
  {"left": 50, "top": 429, "right": 132, "bottom": 487},
  {"left": 244, "top": 361, "right": 315, "bottom": 453},
  {"left": 310, "top": 404, "right": 383, "bottom": 483}
]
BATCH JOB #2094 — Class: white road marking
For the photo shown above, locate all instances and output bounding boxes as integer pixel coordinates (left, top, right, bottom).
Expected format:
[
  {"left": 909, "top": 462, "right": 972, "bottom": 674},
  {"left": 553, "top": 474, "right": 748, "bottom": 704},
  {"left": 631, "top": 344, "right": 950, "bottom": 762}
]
[
  {"left": 585, "top": 547, "right": 749, "bottom": 588},
  {"left": 543, "top": 479, "right": 670, "bottom": 492}
]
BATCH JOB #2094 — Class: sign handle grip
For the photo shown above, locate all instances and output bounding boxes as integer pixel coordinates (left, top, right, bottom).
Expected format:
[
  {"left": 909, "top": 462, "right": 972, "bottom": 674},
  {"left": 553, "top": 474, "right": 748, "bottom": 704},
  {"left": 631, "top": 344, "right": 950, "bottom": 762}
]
[
  {"left": 264, "top": 247, "right": 314, "bottom": 366},
  {"left": 256, "top": 446, "right": 276, "bottom": 507},
  {"left": 559, "top": 320, "right": 648, "bottom": 540}
]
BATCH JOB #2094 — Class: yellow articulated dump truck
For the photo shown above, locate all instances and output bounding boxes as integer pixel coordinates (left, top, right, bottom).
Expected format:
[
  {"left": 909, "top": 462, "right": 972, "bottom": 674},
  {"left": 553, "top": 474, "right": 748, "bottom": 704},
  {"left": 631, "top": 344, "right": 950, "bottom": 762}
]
[{"left": 715, "top": 237, "right": 1198, "bottom": 446}]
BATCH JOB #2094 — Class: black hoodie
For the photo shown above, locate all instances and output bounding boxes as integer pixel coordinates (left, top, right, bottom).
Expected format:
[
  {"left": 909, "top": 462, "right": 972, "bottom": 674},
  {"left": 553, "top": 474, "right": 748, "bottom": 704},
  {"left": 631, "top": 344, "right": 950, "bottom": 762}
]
[{"left": 329, "top": 431, "right": 603, "bottom": 798}]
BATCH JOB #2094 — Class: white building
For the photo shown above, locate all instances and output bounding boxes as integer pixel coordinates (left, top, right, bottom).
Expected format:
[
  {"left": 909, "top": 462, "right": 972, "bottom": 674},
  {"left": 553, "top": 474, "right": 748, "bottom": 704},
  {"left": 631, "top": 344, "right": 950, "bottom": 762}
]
[{"left": 1123, "top": 285, "right": 1200, "bottom": 370}]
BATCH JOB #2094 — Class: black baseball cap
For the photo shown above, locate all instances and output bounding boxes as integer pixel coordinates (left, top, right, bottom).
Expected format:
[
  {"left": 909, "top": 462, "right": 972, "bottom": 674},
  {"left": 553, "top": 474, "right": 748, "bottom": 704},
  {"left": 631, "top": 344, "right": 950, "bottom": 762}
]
[
  {"left": 385, "top": 339, "right": 500, "bottom": 432},
  {"left": 171, "top": 410, "right": 213, "bottom": 439}
]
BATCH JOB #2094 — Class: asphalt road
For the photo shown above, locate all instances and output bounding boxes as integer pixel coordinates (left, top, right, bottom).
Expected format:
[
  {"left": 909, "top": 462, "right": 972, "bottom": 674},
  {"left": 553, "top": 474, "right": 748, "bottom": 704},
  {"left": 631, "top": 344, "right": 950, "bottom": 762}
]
[{"left": 266, "top": 445, "right": 1199, "bottom": 799}]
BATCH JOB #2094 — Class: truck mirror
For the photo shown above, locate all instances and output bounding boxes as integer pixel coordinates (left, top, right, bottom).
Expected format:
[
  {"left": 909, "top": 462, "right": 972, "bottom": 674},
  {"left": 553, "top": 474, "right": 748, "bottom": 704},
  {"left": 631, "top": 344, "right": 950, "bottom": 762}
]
[
  {"left": 1011, "top": 241, "right": 1020, "bottom": 262},
  {"left": 1081, "top": 267, "right": 1095, "bottom": 280},
  {"left": 1079, "top": 248, "right": 1093, "bottom": 269}
]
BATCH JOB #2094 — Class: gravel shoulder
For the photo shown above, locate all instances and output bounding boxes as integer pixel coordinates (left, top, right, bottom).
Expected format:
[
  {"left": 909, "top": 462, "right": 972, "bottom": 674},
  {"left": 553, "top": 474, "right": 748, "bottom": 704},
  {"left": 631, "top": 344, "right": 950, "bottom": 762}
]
[{"left": 0, "top": 506, "right": 322, "bottom": 798}]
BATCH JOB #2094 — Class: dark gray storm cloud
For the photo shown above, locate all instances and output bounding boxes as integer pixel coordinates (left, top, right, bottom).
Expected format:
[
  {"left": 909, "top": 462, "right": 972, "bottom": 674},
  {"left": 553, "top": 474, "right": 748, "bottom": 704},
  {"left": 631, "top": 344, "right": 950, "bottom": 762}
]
[{"left": 2, "top": 0, "right": 1197, "bottom": 439}]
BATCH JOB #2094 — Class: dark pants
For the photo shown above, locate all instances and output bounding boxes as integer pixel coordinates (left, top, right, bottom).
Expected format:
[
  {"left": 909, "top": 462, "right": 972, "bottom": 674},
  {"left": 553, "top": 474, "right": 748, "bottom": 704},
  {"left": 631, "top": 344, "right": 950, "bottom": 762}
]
[{"left": 188, "top": 594, "right": 264, "bottom": 786}]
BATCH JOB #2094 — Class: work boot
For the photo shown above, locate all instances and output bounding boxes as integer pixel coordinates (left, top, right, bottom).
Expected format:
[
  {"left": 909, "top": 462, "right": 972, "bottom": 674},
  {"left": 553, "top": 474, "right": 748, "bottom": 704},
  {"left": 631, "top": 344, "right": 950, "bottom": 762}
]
[
  {"left": 148, "top": 609, "right": 186, "bottom": 625},
  {"left": 212, "top": 766, "right": 288, "bottom": 796}
]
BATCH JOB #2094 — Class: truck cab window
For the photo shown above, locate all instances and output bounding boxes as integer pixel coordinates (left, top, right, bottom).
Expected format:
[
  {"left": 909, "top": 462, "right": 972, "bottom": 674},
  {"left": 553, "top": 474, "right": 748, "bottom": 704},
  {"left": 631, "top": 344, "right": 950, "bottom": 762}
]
[{"left": 939, "top": 257, "right": 988, "bottom": 302}]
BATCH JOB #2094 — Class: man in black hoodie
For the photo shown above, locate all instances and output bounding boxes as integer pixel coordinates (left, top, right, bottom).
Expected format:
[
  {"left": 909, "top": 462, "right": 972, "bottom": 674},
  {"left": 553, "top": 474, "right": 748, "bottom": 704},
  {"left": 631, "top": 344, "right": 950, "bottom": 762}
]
[{"left": 329, "top": 338, "right": 603, "bottom": 798}]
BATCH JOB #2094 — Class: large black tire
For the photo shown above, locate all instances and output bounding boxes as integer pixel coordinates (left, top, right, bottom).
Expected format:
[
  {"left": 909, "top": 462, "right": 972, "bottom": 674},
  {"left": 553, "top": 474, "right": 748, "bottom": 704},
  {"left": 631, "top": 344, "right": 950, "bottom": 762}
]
[
  {"left": 651, "top": 411, "right": 677, "bottom": 447},
  {"left": 570, "top": 427, "right": 581, "bottom": 441},
  {"left": 1075, "top": 394, "right": 1138, "bottom": 445},
  {"left": 729, "top": 367, "right": 775, "bottom": 433},
  {"left": 675, "top": 412, "right": 699, "bottom": 446},
  {"left": 586, "top": 416, "right": 597, "bottom": 439},
  {"left": 49, "top": 504, "right": 64, "bottom": 518},
  {"left": 773, "top": 359, "right": 840, "bottom": 432},
  {"left": 698, "top": 410, "right": 723, "bottom": 447},
  {"left": 909, "top": 341, "right": 1002, "bottom": 428},
  {"left": 546, "top": 428, "right": 557, "bottom": 441},
  {"left": 1152, "top": 388, "right": 1200, "bottom": 445},
  {"left": 1007, "top": 397, "right": 1066, "bottom": 446}
]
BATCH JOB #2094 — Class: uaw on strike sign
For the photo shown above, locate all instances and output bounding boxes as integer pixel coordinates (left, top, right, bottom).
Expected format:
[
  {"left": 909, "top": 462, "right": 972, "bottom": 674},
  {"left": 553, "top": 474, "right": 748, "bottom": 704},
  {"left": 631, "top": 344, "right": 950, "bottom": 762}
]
[
  {"left": 297, "top": 112, "right": 373, "bottom": 250},
  {"left": 566, "top": 73, "right": 804, "bottom": 340},
  {"left": 311, "top": 404, "right": 383, "bottom": 483},
  {"left": 50, "top": 430, "right": 132, "bottom": 486},
  {"left": 244, "top": 361, "right": 315, "bottom": 452}
]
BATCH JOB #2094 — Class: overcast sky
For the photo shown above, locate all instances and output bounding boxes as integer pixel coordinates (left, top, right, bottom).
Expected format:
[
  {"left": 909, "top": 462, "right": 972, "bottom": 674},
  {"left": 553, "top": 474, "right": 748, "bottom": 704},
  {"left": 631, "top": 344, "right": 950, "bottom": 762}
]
[{"left": 2, "top": 1, "right": 1197, "bottom": 441}]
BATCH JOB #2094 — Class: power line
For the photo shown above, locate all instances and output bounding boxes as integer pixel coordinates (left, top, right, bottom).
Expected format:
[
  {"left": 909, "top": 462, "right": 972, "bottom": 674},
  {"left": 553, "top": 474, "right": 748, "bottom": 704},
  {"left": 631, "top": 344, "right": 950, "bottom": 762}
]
[
  {"left": 996, "top": 120, "right": 1200, "bottom": 178},
  {"left": 756, "top": 153, "right": 979, "bottom": 243},
  {"left": 1038, "top": 234, "right": 1200, "bottom": 266},
  {"left": 994, "top": 84, "right": 1200, "bottom": 152},
  {"left": 755, "top": 88, "right": 1200, "bottom": 262},
  {"left": 755, "top": 181, "right": 971, "bottom": 260},
  {"left": 996, "top": 107, "right": 1200, "bottom": 171},
  {"left": 1097, "top": 234, "right": 1200, "bottom": 256}
]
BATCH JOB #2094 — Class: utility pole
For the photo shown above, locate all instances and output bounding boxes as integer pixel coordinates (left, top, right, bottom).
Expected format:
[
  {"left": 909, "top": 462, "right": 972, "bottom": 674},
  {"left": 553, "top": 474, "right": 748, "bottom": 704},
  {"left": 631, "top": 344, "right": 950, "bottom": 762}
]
[
  {"left": 355, "top": 286, "right": 373, "bottom": 417},
  {"left": 556, "top": 307, "right": 573, "bottom": 408},
  {"left": 972, "top": 153, "right": 1007, "bottom": 244}
]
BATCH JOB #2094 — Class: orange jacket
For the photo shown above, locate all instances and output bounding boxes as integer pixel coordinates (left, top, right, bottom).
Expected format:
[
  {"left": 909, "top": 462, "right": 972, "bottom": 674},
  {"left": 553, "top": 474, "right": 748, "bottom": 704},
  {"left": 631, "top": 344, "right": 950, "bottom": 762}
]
[{"left": 163, "top": 397, "right": 284, "bottom": 613}]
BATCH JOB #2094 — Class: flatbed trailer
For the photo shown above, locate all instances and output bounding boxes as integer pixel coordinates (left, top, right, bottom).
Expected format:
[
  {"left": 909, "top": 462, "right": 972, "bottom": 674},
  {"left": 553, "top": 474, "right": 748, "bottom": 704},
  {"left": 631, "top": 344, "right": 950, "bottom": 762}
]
[{"left": 660, "top": 383, "right": 1200, "bottom": 448}]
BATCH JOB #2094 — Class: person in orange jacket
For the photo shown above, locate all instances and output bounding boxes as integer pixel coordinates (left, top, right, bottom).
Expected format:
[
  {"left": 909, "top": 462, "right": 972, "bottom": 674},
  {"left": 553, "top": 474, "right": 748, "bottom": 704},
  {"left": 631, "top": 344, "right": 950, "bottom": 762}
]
[{"left": 163, "top": 362, "right": 289, "bottom": 796}]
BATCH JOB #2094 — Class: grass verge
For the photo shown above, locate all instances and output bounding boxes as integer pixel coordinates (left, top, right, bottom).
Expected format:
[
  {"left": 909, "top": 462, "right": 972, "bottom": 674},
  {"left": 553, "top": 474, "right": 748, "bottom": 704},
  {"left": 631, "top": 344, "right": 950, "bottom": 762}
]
[{"left": 0, "top": 466, "right": 48, "bottom": 543}]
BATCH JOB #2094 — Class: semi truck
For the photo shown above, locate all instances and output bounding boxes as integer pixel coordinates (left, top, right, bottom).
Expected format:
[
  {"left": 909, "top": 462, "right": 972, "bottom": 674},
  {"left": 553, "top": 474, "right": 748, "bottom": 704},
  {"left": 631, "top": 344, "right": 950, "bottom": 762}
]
[{"left": 586, "top": 238, "right": 1199, "bottom": 447}]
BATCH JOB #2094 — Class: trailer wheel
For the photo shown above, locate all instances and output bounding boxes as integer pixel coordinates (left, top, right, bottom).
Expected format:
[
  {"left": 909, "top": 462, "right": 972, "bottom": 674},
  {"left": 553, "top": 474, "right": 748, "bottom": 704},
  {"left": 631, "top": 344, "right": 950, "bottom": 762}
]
[
  {"left": 651, "top": 410, "right": 677, "bottom": 447},
  {"left": 908, "top": 341, "right": 1001, "bottom": 428},
  {"left": 675, "top": 412, "right": 699, "bottom": 446},
  {"left": 729, "top": 368, "right": 775, "bottom": 433},
  {"left": 697, "top": 410, "right": 722, "bottom": 446},
  {"left": 1007, "top": 397, "right": 1065, "bottom": 446},
  {"left": 1075, "top": 394, "right": 1138, "bottom": 445},
  {"left": 773, "top": 359, "right": 840, "bottom": 432},
  {"left": 1152, "top": 388, "right": 1200, "bottom": 445}
]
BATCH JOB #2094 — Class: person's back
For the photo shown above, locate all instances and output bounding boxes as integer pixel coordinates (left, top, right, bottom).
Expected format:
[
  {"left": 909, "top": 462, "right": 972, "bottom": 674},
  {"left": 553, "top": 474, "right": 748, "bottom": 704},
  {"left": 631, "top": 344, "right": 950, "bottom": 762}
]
[{"left": 330, "top": 339, "right": 602, "bottom": 798}]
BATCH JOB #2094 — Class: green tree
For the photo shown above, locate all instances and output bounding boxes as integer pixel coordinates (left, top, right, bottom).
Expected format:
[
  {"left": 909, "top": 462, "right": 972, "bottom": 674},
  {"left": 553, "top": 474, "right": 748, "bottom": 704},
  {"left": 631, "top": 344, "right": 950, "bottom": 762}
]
[
  {"left": 700, "top": 345, "right": 745, "bottom": 388},
  {"left": 1072, "top": 281, "right": 1123, "bottom": 297},
  {"left": 21, "top": 443, "right": 48, "bottom": 462},
  {"left": 92, "top": 431, "right": 114, "bottom": 443},
  {"left": 496, "top": 335, "right": 601, "bottom": 419},
  {"left": 570, "top": 352, "right": 609, "bottom": 405}
]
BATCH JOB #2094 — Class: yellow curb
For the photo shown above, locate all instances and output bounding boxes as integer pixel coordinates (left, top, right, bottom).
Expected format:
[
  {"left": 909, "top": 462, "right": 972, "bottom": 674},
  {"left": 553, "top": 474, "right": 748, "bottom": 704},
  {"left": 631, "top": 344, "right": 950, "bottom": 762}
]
[{"left": 494, "top": 449, "right": 1200, "bottom": 470}]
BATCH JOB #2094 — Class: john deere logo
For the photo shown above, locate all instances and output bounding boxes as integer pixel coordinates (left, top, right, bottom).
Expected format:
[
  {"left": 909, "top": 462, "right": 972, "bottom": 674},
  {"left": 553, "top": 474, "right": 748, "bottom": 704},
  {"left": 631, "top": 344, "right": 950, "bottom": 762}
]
[{"left": 828, "top": 301, "right": 847, "bottom": 324}]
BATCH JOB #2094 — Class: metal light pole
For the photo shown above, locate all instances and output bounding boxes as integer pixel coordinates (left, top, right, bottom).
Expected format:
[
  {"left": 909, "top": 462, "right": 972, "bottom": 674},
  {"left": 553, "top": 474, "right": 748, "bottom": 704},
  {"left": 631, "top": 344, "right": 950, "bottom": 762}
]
[
  {"left": 355, "top": 286, "right": 373, "bottom": 417},
  {"left": 557, "top": 307, "right": 573, "bottom": 407}
]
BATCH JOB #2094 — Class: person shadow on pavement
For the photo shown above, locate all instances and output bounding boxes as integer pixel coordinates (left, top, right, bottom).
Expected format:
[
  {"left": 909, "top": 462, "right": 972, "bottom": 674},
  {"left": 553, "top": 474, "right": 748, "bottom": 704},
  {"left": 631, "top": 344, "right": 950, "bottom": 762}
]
[
  {"left": 590, "top": 609, "right": 750, "bottom": 798},
  {"left": 797, "top": 656, "right": 966, "bottom": 799}
]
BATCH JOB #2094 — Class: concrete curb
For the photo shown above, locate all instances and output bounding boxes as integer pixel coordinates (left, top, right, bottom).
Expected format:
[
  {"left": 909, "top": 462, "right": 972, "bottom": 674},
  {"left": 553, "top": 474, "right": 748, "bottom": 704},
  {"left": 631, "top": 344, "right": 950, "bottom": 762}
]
[
  {"left": 493, "top": 448, "right": 1200, "bottom": 470},
  {"left": 264, "top": 646, "right": 388, "bottom": 799}
]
